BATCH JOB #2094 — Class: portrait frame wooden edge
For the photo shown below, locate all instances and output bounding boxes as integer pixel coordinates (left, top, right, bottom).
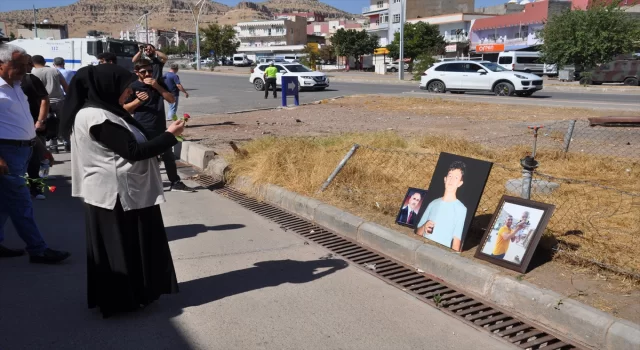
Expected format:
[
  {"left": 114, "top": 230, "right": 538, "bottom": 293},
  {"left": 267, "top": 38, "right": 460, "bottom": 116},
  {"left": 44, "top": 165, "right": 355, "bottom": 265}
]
[{"left": 473, "top": 195, "right": 556, "bottom": 273}]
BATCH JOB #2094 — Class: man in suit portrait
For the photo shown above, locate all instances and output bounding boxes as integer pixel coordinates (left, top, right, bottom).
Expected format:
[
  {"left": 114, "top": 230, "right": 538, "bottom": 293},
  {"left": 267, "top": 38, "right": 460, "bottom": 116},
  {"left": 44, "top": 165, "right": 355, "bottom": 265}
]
[{"left": 398, "top": 191, "right": 422, "bottom": 226}]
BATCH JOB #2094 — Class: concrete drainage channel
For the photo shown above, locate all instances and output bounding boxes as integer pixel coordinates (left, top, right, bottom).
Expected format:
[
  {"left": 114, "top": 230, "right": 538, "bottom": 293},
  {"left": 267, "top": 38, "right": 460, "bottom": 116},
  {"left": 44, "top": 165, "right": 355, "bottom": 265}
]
[{"left": 188, "top": 174, "right": 583, "bottom": 350}]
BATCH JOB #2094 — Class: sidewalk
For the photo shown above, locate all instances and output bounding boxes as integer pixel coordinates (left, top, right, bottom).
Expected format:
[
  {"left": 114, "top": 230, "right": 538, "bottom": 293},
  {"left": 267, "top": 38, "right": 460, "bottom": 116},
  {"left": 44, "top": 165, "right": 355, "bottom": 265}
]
[{"left": 0, "top": 153, "right": 516, "bottom": 350}]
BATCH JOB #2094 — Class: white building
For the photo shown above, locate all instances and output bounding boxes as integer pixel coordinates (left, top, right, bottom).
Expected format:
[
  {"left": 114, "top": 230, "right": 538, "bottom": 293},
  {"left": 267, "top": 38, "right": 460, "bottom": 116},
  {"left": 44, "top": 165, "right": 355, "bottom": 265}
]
[
  {"left": 407, "top": 13, "right": 494, "bottom": 56},
  {"left": 236, "top": 17, "right": 307, "bottom": 48}
]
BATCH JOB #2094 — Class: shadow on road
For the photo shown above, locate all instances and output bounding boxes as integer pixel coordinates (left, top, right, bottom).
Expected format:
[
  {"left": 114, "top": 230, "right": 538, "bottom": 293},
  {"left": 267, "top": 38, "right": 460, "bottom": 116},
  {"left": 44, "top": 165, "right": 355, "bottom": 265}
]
[
  {"left": 166, "top": 223, "right": 246, "bottom": 241},
  {"left": 187, "top": 121, "right": 237, "bottom": 129}
]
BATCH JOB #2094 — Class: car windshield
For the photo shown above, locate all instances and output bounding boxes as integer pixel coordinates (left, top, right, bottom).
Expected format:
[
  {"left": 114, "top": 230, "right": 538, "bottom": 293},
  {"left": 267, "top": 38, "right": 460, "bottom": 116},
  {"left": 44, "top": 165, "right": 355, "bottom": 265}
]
[
  {"left": 284, "top": 64, "right": 312, "bottom": 72},
  {"left": 482, "top": 62, "right": 508, "bottom": 72}
]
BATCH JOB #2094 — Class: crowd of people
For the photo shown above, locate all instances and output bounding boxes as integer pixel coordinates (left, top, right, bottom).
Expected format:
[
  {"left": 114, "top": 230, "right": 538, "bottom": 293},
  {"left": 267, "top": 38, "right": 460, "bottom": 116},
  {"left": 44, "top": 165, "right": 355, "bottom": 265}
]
[{"left": 0, "top": 42, "right": 195, "bottom": 317}]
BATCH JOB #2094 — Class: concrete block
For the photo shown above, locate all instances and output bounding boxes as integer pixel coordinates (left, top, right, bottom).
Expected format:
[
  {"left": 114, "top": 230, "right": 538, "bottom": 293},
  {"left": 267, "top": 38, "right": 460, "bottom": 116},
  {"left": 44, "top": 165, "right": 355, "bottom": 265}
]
[
  {"left": 178, "top": 141, "right": 190, "bottom": 161},
  {"left": 357, "top": 222, "right": 422, "bottom": 266},
  {"left": 273, "top": 186, "right": 296, "bottom": 210},
  {"left": 606, "top": 320, "right": 640, "bottom": 350},
  {"left": 292, "top": 196, "right": 323, "bottom": 221},
  {"left": 205, "top": 157, "right": 229, "bottom": 180},
  {"left": 415, "top": 244, "right": 499, "bottom": 298},
  {"left": 314, "top": 204, "right": 364, "bottom": 241},
  {"left": 487, "top": 276, "right": 614, "bottom": 349},
  {"left": 185, "top": 142, "right": 216, "bottom": 170},
  {"left": 231, "top": 176, "right": 254, "bottom": 193}
]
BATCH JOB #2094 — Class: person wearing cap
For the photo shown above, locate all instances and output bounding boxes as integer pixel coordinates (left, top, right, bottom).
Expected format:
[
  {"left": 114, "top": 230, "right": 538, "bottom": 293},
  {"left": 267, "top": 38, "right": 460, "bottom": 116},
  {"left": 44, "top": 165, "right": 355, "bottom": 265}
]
[
  {"left": 263, "top": 62, "right": 278, "bottom": 99},
  {"left": 53, "top": 57, "right": 76, "bottom": 85},
  {"left": 162, "top": 63, "right": 189, "bottom": 121}
]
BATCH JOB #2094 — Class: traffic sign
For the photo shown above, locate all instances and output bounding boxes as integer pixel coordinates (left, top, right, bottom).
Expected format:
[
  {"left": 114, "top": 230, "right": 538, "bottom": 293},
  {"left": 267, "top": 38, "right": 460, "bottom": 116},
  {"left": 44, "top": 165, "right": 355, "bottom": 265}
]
[{"left": 281, "top": 76, "right": 299, "bottom": 107}]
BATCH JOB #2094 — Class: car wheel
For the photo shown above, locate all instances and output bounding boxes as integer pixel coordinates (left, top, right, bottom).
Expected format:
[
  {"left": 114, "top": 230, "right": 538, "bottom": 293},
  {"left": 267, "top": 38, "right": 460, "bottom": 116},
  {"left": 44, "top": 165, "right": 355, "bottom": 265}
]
[
  {"left": 389, "top": 67, "right": 398, "bottom": 72},
  {"left": 579, "top": 77, "right": 592, "bottom": 85},
  {"left": 494, "top": 82, "right": 515, "bottom": 96},
  {"left": 427, "top": 80, "right": 446, "bottom": 93},
  {"left": 623, "top": 77, "right": 639, "bottom": 86},
  {"left": 254, "top": 78, "right": 265, "bottom": 91}
]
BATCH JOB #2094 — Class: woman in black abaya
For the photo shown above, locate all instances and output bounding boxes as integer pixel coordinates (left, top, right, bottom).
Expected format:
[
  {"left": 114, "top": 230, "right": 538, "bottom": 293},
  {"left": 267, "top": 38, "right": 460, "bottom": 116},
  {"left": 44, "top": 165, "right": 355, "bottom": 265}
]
[{"left": 60, "top": 64, "right": 184, "bottom": 318}]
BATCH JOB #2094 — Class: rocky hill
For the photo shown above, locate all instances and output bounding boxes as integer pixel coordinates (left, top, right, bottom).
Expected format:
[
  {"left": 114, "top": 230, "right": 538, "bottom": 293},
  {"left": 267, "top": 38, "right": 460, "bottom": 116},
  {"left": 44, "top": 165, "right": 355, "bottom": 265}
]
[{"left": 0, "top": 0, "right": 356, "bottom": 38}]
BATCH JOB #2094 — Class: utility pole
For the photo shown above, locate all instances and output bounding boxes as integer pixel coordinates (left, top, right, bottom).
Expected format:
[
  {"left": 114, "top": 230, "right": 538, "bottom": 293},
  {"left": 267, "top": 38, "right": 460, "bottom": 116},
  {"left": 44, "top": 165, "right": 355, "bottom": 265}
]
[
  {"left": 399, "top": 0, "right": 405, "bottom": 80},
  {"left": 33, "top": 6, "right": 38, "bottom": 39},
  {"left": 143, "top": 10, "right": 149, "bottom": 44},
  {"left": 189, "top": 0, "right": 207, "bottom": 71}
]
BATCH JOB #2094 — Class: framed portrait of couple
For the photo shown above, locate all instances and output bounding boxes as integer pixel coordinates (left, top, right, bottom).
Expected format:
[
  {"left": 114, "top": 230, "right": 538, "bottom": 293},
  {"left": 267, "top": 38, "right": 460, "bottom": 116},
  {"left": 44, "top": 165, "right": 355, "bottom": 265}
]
[{"left": 475, "top": 195, "right": 555, "bottom": 273}]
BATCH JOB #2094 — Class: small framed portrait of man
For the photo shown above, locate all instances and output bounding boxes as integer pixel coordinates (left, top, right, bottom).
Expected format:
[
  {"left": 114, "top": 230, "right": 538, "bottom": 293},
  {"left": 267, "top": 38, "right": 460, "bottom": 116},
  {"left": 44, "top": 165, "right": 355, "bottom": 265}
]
[
  {"left": 474, "top": 195, "right": 555, "bottom": 273},
  {"left": 395, "top": 188, "right": 427, "bottom": 228},
  {"left": 414, "top": 153, "right": 493, "bottom": 252}
]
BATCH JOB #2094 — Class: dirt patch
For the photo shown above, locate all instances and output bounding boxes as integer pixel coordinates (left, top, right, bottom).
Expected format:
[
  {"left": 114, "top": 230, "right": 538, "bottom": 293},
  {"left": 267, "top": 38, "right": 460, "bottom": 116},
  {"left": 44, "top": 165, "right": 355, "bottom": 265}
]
[{"left": 184, "top": 95, "right": 640, "bottom": 323}]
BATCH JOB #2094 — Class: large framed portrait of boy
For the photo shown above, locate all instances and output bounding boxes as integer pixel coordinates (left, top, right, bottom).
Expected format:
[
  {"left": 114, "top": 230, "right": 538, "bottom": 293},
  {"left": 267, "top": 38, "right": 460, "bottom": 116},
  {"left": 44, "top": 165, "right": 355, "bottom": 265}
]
[{"left": 414, "top": 153, "right": 493, "bottom": 252}]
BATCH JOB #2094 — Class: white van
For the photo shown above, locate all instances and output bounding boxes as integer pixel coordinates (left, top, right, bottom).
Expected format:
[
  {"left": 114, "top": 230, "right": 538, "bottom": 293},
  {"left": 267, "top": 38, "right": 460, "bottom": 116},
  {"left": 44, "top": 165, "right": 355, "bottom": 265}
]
[
  {"left": 277, "top": 54, "right": 306, "bottom": 63},
  {"left": 233, "top": 53, "right": 251, "bottom": 67},
  {"left": 497, "top": 51, "right": 544, "bottom": 75}
]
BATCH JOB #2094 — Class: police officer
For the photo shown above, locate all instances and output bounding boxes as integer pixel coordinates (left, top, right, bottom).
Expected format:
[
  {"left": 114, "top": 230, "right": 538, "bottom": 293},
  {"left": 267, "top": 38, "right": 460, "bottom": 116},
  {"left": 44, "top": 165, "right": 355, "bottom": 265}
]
[{"left": 263, "top": 62, "right": 278, "bottom": 99}]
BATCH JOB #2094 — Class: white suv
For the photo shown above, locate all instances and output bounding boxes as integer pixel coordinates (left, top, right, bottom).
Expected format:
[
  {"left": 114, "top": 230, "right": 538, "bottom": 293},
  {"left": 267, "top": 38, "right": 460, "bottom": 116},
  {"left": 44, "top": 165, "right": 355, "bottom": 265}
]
[
  {"left": 419, "top": 61, "right": 543, "bottom": 97},
  {"left": 250, "top": 63, "right": 330, "bottom": 91}
]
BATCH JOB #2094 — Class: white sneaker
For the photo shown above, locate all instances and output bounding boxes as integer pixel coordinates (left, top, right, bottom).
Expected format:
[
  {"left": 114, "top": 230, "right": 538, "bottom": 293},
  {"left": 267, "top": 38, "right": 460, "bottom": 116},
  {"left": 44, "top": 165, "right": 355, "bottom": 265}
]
[{"left": 35, "top": 194, "right": 46, "bottom": 200}]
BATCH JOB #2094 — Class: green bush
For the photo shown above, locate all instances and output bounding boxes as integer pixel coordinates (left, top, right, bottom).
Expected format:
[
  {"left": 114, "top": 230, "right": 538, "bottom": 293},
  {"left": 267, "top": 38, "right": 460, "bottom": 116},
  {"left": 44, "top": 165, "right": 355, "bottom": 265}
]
[{"left": 412, "top": 54, "right": 437, "bottom": 81}]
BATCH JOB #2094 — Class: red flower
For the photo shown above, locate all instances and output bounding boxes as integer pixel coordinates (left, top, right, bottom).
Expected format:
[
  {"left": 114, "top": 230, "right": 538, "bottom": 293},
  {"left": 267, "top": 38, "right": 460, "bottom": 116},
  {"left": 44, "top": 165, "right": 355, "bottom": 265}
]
[
  {"left": 48, "top": 186, "right": 56, "bottom": 193},
  {"left": 183, "top": 113, "right": 191, "bottom": 120}
]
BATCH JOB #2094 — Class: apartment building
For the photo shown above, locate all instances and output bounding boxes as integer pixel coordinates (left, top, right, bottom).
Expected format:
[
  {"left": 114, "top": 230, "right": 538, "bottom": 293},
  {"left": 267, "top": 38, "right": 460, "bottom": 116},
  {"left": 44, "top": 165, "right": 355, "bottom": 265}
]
[
  {"left": 236, "top": 16, "right": 307, "bottom": 48},
  {"left": 363, "top": 0, "right": 476, "bottom": 46},
  {"left": 407, "top": 13, "right": 493, "bottom": 56}
]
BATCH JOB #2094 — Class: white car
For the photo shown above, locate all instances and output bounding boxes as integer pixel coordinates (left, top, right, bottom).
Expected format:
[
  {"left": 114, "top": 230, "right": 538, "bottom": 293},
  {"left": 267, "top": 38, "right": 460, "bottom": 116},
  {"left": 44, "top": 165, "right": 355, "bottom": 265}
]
[
  {"left": 250, "top": 63, "right": 330, "bottom": 91},
  {"left": 386, "top": 62, "right": 409, "bottom": 72},
  {"left": 419, "top": 61, "right": 543, "bottom": 97}
]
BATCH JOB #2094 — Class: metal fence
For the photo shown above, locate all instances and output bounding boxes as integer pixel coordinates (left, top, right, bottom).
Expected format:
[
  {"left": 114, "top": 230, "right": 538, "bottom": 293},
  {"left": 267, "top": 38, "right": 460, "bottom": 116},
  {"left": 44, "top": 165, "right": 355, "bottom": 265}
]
[{"left": 321, "top": 120, "right": 639, "bottom": 278}]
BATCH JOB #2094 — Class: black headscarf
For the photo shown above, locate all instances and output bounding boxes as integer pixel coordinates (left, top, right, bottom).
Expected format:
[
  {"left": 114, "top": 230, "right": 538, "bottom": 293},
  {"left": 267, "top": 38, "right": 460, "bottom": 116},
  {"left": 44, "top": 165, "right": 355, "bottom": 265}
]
[{"left": 60, "top": 64, "right": 146, "bottom": 138}]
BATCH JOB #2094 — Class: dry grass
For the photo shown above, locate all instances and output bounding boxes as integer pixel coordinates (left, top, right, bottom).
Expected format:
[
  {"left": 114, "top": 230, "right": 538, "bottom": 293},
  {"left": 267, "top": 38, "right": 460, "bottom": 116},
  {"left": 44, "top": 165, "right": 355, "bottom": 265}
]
[
  {"left": 333, "top": 96, "right": 606, "bottom": 121},
  {"left": 228, "top": 131, "right": 640, "bottom": 278}
]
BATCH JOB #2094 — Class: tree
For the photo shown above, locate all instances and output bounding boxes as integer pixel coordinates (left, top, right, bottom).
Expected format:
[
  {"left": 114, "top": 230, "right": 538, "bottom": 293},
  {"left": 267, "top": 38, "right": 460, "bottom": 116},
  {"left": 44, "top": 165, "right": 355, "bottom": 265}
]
[
  {"left": 539, "top": 2, "right": 640, "bottom": 73},
  {"left": 201, "top": 24, "right": 239, "bottom": 60},
  {"left": 386, "top": 22, "right": 445, "bottom": 64},
  {"left": 330, "top": 29, "right": 379, "bottom": 69},
  {"left": 300, "top": 44, "right": 320, "bottom": 70},
  {"left": 9, "top": 32, "right": 16, "bottom": 41},
  {"left": 319, "top": 44, "right": 335, "bottom": 63}
]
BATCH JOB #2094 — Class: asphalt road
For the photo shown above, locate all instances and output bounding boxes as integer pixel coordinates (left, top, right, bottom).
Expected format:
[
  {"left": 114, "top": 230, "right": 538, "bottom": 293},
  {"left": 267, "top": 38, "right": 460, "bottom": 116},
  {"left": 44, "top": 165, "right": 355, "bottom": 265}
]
[
  {"left": 174, "top": 71, "right": 640, "bottom": 116},
  {"left": 0, "top": 154, "right": 517, "bottom": 350}
]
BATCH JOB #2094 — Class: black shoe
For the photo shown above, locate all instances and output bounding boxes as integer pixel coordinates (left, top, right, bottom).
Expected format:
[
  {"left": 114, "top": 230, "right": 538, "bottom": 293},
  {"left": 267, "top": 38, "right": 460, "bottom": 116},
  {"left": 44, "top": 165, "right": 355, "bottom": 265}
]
[
  {"left": 0, "top": 244, "right": 25, "bottom": 258},
  {"left": 274, "top": 96, "right": 277, "bottom": 99},
  {"left": 170, "top": 181, "right": 196, "bottom": 193},
  {"left": 30, "top": 248, "right": 71, "bottom": 264}
]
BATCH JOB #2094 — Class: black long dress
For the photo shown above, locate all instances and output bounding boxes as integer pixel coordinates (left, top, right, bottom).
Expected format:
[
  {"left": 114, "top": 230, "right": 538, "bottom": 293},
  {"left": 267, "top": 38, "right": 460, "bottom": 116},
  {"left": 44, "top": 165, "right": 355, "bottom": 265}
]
[{"left": 86, "top": 121, "right": 180, "bottom": 317}]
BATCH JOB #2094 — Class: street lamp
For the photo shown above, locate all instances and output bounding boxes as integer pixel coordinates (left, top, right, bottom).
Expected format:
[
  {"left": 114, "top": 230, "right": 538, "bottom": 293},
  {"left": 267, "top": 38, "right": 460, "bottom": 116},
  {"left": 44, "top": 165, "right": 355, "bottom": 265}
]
[
  {"left": 187, "top": 0, "right": 207, "bottom": 70},
  {"left": 399, "top": 0, "right": 406, "bottom": 81}
]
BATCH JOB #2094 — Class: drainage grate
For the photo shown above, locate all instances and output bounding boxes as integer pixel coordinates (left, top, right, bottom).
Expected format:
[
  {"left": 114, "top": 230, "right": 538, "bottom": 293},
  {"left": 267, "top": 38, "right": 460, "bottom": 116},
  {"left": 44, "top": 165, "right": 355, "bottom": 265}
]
[{"left": 205, "top": 185, "right": 585, "bottom": 350}]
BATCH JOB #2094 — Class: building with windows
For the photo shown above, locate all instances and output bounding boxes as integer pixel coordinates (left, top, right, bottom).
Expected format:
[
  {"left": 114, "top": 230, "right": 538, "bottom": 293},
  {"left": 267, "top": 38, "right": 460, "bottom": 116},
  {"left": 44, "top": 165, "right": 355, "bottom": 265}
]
[
  {"left": 469, "top": 0, "right": 571, "bottom": 54},
  {"left": 363, "top": 0, "right": 476, "bottom": 46},
  {"left": 17, "top": 22, "right": 68, "bottom": 39},
  {"left": 274, "top": 12, "right": 326, "bottom": 23},
  {"left": 408, "top": 13, "right": 494, "bottom": 57},
  {"left": 236, "top": 16, "right": 307, "bottom": 48},
  {"left": 119, "top": 28, "right": 196, "bottom": 51}
]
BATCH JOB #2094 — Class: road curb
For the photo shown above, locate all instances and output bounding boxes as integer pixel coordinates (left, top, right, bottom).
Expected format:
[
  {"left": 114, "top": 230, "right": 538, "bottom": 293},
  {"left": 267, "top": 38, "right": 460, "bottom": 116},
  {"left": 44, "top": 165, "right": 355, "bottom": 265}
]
[
  {"left": 185, "top": 155, "right": 640, "bottom": 349},
  {"left": 232, "top": 181, "right": 640, "bottom": 349}
]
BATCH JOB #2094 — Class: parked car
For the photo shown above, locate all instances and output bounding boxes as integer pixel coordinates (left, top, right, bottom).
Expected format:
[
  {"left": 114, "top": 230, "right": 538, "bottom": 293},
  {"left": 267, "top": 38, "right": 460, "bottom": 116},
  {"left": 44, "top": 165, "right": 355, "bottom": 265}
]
[
  {"left": 578, "top": 56, "right": 640, "bottom": 86},
  {"left": 498, "top": 51, "right": 544, "bottom": 75},
  {"left": 233, "top": 54, "right": 252, "bottom": 67},
  {"left": 386, "top": 62, "right": 409, "bottom": 72},
  {"left": 419, "top": 60, "right": 543, "bottom": 96},
  {"left": 249, "top": 63, "right": 330, "bottom": 91}
]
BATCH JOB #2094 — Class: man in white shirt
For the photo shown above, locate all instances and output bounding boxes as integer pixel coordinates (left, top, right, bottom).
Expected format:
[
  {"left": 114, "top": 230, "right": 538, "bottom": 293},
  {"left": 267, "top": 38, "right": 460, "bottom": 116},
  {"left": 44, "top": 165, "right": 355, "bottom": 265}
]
[{"left": 0, "top": 43, "right": 70, "bottom": 264}]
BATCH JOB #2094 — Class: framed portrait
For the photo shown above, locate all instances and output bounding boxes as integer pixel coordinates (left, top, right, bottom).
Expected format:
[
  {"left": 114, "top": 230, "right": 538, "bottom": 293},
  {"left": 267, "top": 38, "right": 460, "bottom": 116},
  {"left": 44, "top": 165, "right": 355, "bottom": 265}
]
[
  {"left": 474, "top": 195, "right": 555, "bottom": 273},
  {"left": 395, "top": 188, "right": 428, "bottom": 228},
  {"left": 414, "top": 152, "right": 493, "bottom": 252}
]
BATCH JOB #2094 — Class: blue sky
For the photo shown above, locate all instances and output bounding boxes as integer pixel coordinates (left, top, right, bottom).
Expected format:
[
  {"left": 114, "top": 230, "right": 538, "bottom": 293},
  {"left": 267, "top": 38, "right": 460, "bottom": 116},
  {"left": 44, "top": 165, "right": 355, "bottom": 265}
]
[{"left": 1, "top": 0, "right": 505, "bottom": 14}]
